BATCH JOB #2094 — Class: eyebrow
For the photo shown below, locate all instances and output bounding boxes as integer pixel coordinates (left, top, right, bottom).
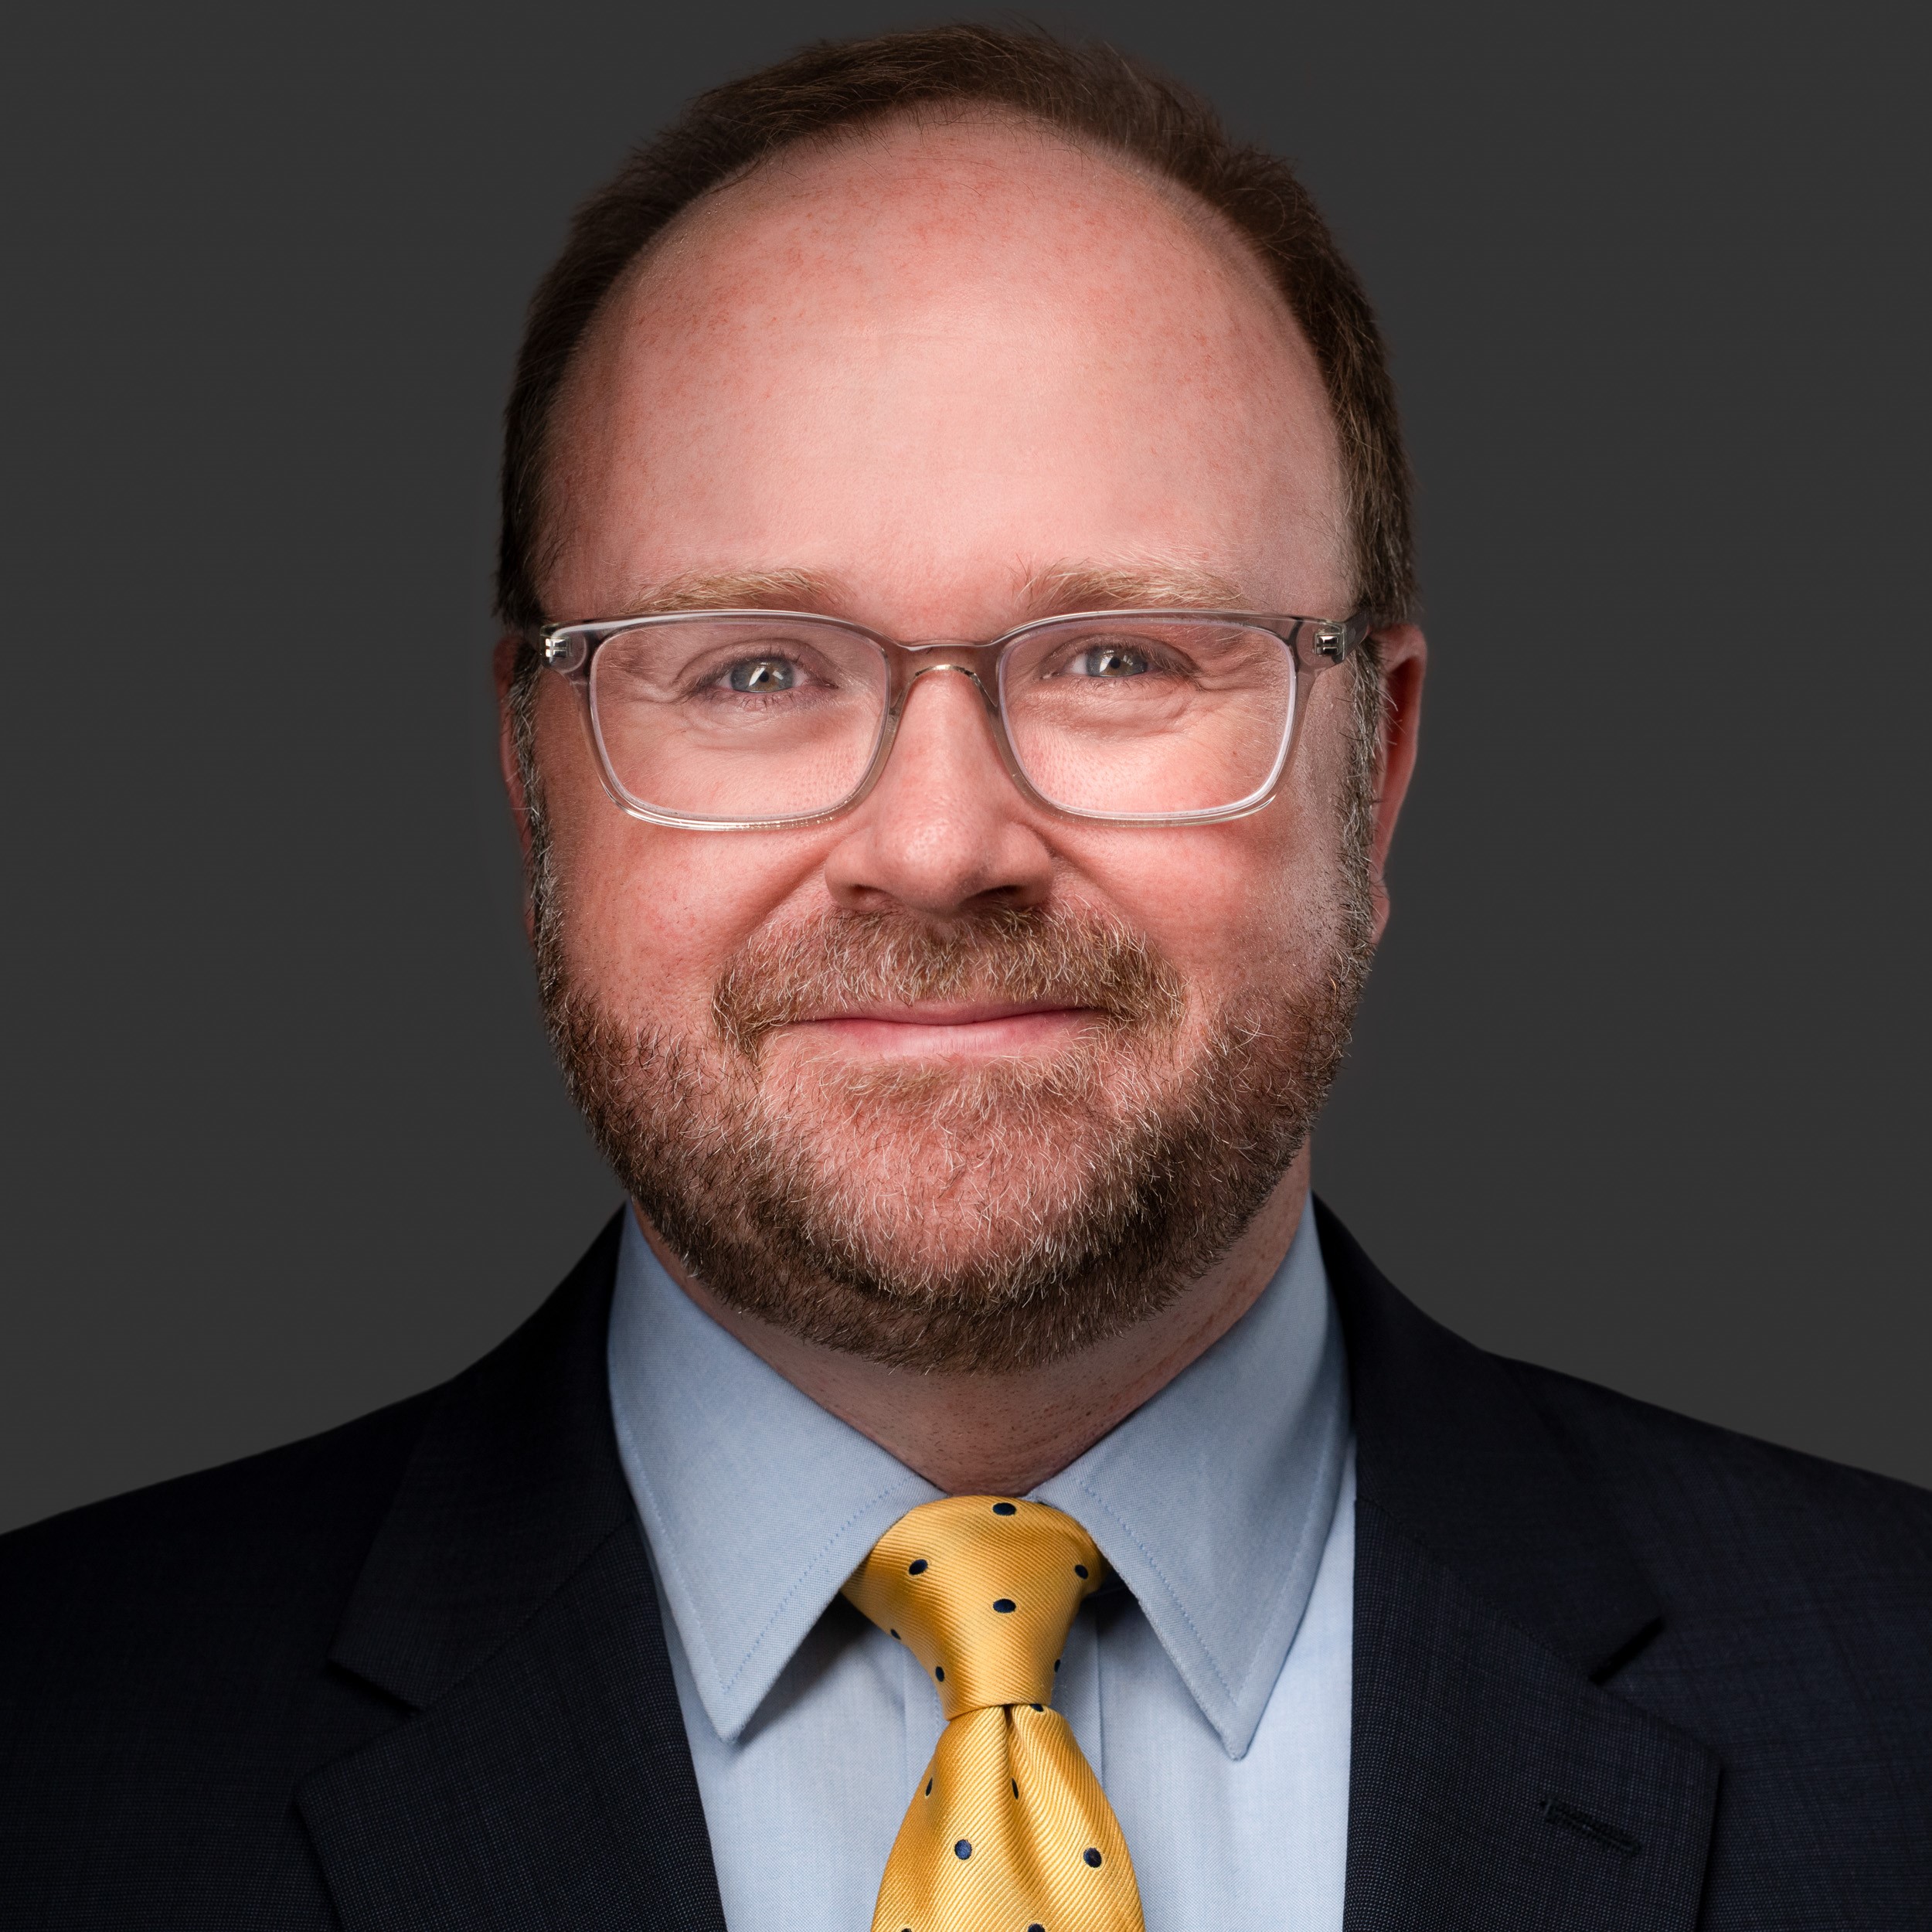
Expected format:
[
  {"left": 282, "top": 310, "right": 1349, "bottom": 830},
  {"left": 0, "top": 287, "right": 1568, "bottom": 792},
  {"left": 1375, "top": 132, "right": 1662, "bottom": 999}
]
[
  {"left": 1016, "top": 560, "right": 1253, "bottom": 617},
  {"left": 572, "top": 557, "right": 1259, "bottom": 630},
  {"left": 584, "top": 567, "right": 853, "bottom": 619}
]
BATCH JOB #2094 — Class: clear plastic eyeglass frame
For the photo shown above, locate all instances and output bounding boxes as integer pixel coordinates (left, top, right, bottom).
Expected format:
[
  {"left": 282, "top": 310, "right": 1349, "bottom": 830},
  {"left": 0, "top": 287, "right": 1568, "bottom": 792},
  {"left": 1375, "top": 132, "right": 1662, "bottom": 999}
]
[{"left": 537, "top": 605, "right": 1373, "bottom": 831}]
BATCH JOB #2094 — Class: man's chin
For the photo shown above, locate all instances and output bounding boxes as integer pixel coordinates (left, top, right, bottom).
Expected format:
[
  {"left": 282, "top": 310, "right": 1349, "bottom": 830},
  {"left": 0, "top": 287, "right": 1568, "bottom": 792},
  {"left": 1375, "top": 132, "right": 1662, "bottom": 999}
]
[
  {"left": 737, "top": 1138, "right": 1145, "bottom": 1285},
  {"left": 645, "top": 1077, "right": 1247, "bottom": 1372},
  {"left": 750, "top": 1051, "right": 1175, "bottom": 1151}
]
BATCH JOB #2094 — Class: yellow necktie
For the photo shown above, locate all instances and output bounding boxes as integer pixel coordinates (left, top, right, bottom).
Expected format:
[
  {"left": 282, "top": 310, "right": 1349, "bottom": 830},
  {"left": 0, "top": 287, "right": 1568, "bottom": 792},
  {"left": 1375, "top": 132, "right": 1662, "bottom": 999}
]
[{"left": 842, "top": 1495, "right": 1146, "bottom": 1932}]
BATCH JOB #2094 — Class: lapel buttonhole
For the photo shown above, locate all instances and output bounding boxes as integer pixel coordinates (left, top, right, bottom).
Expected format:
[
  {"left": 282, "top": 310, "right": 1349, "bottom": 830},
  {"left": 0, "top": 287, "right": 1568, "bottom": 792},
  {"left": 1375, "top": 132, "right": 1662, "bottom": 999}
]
[{"left": 1539, "top": 1795, "right": 1643, "bottom": 1857}]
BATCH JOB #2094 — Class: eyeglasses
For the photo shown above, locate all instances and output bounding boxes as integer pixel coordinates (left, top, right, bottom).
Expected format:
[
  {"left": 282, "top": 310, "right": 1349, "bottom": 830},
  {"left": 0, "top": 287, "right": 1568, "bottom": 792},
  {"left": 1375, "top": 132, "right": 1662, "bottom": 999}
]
[{"left": 538, "top": 606, "right": 1371, "bottom": 830}]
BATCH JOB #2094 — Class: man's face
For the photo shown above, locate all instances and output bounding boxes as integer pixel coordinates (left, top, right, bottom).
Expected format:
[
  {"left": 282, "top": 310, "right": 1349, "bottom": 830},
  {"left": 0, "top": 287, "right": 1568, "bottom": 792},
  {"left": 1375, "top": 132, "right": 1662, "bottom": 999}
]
[{"left": 512, "top": 116, "right": 1413, "bottom": 1371}]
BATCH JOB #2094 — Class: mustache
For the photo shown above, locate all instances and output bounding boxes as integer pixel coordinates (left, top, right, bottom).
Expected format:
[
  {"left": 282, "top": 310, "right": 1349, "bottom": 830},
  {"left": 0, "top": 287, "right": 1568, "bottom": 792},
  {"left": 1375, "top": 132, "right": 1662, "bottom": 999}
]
[{"left": 713, "top": 907, "right": 1188, "bottom": 1056}]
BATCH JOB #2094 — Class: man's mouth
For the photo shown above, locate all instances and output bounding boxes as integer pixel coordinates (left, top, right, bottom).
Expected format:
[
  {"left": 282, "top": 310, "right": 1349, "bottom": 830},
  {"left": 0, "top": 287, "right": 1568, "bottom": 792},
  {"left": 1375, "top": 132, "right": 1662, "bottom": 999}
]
[{"left": 786, "top": 1001, "right": 1097, "bottom": 1058}]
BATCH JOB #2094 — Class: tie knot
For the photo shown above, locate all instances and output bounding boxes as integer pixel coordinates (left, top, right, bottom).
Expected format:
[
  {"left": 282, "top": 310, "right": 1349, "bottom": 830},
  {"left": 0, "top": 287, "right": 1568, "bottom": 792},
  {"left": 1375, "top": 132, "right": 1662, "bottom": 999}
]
[{"left": 843, "top": 1496, "right": 1105, "bottom": 1718}]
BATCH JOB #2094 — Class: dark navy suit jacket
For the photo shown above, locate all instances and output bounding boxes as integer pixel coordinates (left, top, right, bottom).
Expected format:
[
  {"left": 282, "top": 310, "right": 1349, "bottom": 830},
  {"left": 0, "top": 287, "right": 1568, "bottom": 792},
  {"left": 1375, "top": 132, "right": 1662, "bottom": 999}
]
[{"left": 3, "top": 1203, "right": 1928, "bottom": 1929}]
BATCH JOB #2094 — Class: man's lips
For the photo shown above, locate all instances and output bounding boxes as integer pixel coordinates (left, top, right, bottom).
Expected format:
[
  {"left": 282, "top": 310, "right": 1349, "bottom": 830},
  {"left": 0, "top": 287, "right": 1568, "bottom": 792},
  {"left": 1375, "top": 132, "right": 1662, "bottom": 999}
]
[
  {"left": 799, "top": 1000, "right": 1085, "bottom": 1026},
  {"left": 783, "top": 1001, "right": 1097, "bottom": 1057}
]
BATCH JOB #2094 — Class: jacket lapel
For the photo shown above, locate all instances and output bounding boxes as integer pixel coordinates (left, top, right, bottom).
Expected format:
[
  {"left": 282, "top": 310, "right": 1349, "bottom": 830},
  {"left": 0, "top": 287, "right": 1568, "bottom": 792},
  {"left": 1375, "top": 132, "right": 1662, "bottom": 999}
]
[
  {"left": 1319, "top": 1202, "right": 1719, "bottom": 1932},
  {"left": 296, "top": 1214, "right": 726, "bottom": 1932}
]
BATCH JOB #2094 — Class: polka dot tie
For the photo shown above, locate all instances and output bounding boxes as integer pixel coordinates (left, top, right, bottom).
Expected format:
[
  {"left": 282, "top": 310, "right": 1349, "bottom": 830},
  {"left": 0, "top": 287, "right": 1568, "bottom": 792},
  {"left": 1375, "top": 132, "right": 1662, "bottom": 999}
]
[{"left": 842, "top": 1496, "right": 1145, "bottom": 1932}]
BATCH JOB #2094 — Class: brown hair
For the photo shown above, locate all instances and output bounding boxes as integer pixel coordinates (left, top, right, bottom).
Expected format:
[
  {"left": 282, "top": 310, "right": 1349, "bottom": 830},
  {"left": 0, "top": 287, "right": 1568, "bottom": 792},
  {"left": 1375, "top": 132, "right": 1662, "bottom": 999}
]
[{"left": 495, "top": 22, "right": 1413, "bottom": 651}]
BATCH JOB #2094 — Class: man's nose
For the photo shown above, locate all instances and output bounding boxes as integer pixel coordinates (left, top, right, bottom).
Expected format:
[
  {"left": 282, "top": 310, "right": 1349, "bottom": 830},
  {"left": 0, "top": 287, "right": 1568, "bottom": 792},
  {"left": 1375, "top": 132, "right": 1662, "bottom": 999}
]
[{"left": 821, "top": 666, "right": 1055, "bottom": 916}]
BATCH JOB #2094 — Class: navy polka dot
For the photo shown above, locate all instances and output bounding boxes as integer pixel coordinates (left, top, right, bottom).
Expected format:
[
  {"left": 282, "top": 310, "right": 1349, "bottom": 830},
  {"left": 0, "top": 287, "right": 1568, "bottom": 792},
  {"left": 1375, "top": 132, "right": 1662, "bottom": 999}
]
[
  {"left": 889, "top": 1629, "right": 899, "bottom": 1639},
  {"left": 1029, "top": 1923, "right": 1046, "bottom": 1932},
  {"left": 908, "top": 1559, "right": 928, "bottom": 1575},
  {"left": 925, "top": 1779, "right": 933, "bottom": 1796},
  {"left": 935, "top": 1666, "right": 945, "bottom": 1682},
  {"left": 1030, "top": 1702, "right": 1043, "bottom": 1711},
  {"left": 1012, "top": 1778, "right": 1019, "bottom": 1798},
  {"left": 955, "top": 1840, "right": 973, "bottom": 1860},
  {"left": 1083, "top": 1849, "right": 1103, "bottom": 1868},
  {"left": 1073, "top": 1564, "right": 1088, "bottom": 1579},
  {"left": 1053, "top": 1658, "right": 1061, "bottom": 1672},
  {"left": 994, "top": 1598, "right": 1016, "bottom": 1614},
  {"left": 992, "top": 1502, "right": 1018, "bottom": 1515}
]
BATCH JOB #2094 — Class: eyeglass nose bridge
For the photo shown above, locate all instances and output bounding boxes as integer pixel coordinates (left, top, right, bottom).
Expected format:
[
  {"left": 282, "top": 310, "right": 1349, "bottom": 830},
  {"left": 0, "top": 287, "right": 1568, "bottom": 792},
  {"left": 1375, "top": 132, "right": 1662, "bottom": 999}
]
[
  {"left": 864, "top": 641, "right": 1038, "bottom": 811},
  {"left": 887, "top": 639, "right": 1007, "bottom": 716}
]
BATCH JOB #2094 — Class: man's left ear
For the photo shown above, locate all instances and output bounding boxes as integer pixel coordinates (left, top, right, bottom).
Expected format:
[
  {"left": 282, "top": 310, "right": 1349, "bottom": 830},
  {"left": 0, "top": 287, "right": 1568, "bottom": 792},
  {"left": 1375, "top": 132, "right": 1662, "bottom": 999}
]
[{"left": 1362, "top": 623, "right": 1427, "bottom": 945}]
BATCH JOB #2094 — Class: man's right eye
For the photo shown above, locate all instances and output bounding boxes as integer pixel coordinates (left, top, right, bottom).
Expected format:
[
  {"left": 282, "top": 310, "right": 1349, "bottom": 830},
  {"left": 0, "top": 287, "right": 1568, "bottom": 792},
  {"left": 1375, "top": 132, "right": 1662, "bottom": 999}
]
[{"left": 725, "top": 657, "right": 799, "bottom": 693}]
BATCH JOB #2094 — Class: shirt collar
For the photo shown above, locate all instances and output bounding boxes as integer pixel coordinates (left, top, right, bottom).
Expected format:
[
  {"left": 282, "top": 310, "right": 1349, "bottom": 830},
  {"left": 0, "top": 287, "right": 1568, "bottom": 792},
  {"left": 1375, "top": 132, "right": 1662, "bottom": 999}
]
[
  {"left": 1032, "top": 1201, "right": 1348, "bottom": 1756},
  {"left": 607, "top": 1200, "right": 1347, "bottom": 1759}
]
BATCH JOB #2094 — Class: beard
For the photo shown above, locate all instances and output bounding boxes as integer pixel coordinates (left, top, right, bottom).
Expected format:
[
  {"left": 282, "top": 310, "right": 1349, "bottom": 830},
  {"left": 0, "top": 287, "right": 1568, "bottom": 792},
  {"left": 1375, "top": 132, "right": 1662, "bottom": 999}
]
[{"left": 528, "top": 763, "right": 1378, "bottom": 1376}]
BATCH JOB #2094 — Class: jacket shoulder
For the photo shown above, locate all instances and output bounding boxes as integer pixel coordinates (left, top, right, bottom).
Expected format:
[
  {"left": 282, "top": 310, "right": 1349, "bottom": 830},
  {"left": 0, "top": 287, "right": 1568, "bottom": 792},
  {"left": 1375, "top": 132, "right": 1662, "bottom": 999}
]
[
  {"left": 0, "top": 1217, "right": 627, "bottom": 1928},
  {"left": 0, "top": 1385, "right": 437, "bottom": 1710},
  {"left": 1502, "top": 1352, "right": 1932, "bottom": 1799},
  {"left": 1504, "top": 1352, "right": 1932, "bottom": 1583},
  {"left": 0, "top": 1389, "right": 441, "bottom": 1926}
]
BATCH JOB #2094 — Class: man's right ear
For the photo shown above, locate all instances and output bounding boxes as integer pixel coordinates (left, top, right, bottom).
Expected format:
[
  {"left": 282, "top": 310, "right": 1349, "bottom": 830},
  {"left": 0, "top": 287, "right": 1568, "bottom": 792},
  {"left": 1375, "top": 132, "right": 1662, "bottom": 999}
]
[{"left": 493, "top": 635, "right": 539, "bottom": 896}]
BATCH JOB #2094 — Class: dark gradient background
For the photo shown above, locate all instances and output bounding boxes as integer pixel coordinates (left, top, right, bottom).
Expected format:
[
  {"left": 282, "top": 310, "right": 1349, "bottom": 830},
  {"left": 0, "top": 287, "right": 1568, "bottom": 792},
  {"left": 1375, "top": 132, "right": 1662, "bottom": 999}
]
[{"left": 4, "top": 0, "right": 1927, "bottom": 1533}]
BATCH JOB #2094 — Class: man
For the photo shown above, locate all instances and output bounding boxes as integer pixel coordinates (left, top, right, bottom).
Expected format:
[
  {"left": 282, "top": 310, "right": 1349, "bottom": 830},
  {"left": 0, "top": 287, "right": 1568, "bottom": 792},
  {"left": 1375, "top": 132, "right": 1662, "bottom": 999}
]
[{"left": 2, "top": 24, "right": 1927, "bottom": 1932}]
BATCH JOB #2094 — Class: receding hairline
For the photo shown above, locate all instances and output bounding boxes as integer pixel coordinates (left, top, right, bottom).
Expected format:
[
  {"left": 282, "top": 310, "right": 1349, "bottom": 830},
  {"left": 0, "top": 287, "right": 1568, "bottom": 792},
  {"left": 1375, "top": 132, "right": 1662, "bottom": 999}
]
[{"left": 609, "top": 98, "right": 1301, "bottom": 334}]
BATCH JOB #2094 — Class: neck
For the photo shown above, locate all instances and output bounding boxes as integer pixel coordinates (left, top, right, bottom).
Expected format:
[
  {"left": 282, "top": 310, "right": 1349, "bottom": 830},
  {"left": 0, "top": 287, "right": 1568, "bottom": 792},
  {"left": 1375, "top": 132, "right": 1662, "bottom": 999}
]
[{"left": 635, "top": 1150, "right": 1311, "bottom": 1495}]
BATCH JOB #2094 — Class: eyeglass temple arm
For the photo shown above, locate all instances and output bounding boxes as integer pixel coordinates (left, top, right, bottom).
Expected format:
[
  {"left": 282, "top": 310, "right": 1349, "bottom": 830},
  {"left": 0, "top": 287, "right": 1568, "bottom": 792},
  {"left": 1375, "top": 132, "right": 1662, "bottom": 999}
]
[{"left": 1287, "top": 610, "right": 1375, "bottom": 670}]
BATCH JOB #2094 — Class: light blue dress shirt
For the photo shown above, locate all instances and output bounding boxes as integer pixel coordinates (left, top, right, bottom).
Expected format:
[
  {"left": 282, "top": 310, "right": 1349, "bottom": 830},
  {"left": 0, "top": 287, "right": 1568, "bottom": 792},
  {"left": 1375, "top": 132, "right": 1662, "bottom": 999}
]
[{"left": 607, "top": 1201, "right": 1355, "bottom": 1932}]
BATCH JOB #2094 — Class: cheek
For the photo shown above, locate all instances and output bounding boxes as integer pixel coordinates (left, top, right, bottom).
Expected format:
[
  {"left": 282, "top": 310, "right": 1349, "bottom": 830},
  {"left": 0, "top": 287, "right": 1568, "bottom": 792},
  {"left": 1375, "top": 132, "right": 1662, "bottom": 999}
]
[
  {"left": 557, "top": 821, "right": 845, "bottom": 1023},
  {"left": 535, "top": 699, "right": 835, "bottom": 1023},
  {"left": 1066, "top": 814, "right": 1324, "bottom": 995},
  {"left": 561, "top": 832, "right": 720, "bottom": 1019},
  {"left": 1065, "top": 710, "right": 1359, "bottom": 1000}
]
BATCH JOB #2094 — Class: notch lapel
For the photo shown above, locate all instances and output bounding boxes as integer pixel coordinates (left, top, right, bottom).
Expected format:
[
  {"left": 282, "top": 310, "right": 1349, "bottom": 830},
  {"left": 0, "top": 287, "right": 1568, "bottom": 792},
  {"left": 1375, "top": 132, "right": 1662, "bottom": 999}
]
[
  {"left": 1318, "top": 1203, "right": 1720, "bottom": 1932},
  {"left": 297, "top": 1214, "right": 726, "bottom": 1932}
]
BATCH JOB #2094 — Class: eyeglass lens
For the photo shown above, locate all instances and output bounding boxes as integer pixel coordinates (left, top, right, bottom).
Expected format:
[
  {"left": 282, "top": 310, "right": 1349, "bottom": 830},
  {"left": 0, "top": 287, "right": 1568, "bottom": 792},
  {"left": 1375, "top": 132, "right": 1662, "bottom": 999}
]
[{"left": 586, "top": 615, "right": 1298, "bottom": 821}]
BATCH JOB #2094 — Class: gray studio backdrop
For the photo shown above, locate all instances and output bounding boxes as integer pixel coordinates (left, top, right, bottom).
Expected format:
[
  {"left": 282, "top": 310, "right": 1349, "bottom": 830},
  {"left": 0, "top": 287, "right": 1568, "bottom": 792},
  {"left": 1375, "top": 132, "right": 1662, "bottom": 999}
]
[{"left": 4, "top": 0, "right": 1927, "bottom": 1533}]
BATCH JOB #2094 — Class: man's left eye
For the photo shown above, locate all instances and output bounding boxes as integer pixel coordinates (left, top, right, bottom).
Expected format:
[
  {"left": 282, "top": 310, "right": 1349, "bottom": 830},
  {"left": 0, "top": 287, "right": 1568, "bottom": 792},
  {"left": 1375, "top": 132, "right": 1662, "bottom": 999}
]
[
  {"left": 726, "top": 657, "right": 798, "bottom": 692},
  {"left": 1072, "top": 644, "right": 1151, "bottom": 678}
]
